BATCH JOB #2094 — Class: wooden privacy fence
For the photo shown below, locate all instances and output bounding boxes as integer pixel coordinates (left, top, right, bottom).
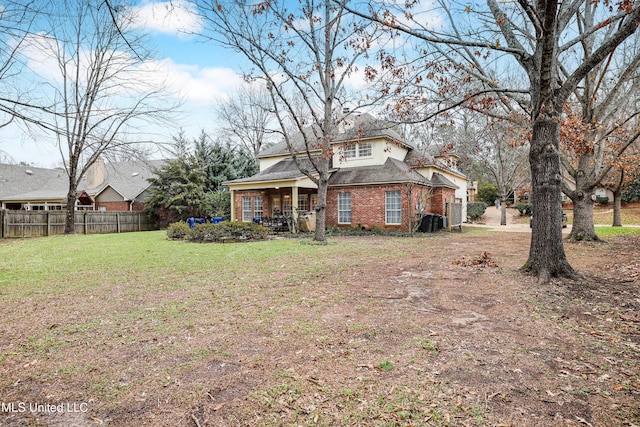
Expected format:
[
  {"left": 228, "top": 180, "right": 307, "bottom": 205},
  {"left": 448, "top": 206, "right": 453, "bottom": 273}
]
[{"left": 0, "top": 210, "right": 157, "bottom": 238}]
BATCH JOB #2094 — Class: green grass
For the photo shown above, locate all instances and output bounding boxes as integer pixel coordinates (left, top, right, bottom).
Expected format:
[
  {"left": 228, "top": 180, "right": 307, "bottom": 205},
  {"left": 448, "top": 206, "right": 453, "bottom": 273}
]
[
  {"left": 0, "top": 231, "right": 357, "bottom": 298},
  {"left": 594, "top": 226, "right": 640, "bottom": 238}
]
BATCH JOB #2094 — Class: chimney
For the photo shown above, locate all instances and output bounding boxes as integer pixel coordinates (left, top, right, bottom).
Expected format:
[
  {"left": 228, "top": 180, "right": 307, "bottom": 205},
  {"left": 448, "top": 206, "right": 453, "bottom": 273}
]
[{"left": 87, "top": 157, "right": 105, "bottom": 188}]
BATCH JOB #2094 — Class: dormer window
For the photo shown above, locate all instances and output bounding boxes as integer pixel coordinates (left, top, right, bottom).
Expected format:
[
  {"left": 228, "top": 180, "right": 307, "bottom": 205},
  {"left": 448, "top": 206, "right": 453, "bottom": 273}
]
[
  {"left": 343, "top": 141, "right": 372, "bottom": 159},
  {"left": 344, "top": 145, "right": 356, "bottom": 159},
  {"left": 358, "top": 141, "right": 372, "bottom": 157}
]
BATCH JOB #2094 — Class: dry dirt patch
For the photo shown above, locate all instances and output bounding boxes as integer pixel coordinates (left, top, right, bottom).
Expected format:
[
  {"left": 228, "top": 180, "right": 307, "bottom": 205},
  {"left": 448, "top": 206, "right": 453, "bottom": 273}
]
[{"left": 0, "top": 231, "right": 638, "bottom": 426}]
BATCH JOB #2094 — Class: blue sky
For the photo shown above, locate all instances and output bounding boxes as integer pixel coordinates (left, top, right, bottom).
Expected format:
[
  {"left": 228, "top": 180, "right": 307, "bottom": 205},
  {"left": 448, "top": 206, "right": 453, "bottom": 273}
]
[
  {"left": 1, "top": 0, "right": 247, "bottom": 167},
  {"left": 1, "top": 0, "right": 444, "bottom": 167}
]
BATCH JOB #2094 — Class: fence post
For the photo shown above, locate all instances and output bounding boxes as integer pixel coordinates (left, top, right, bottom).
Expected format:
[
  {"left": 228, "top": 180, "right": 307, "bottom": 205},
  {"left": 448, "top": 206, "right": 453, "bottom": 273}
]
[
  {"left": 448, "top": 195, "right": 454, "bottom": 232},
  {"left": 84, "top": 211, "right": 87, "bottom": 234},
  {"left": 46, "top": 211, "right": 50, "bottom": 236},
  {"left": 116, "top": 212, "right": 121, "bottom": 233},
  {"left": 0, "top": 209, "right": 3, "bottom": 239}
]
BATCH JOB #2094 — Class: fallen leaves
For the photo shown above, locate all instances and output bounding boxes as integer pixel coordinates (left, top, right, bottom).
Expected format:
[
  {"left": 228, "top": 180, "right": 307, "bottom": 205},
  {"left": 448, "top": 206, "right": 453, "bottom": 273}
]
[{"left": 452, "top": 252, "right": 499, "bottom": 268}]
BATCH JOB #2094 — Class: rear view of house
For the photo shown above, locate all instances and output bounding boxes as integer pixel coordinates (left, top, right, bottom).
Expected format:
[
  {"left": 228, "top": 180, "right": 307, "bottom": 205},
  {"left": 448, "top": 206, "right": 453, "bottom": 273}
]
[{"left": 225, "top": 114, "right": 467, "bottom": 232}]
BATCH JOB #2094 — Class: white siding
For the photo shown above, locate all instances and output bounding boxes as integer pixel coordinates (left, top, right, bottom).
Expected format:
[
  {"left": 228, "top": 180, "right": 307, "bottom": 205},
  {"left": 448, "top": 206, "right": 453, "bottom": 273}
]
[{"left": 332, "top": 138, "right": 408, "bottom": 168}]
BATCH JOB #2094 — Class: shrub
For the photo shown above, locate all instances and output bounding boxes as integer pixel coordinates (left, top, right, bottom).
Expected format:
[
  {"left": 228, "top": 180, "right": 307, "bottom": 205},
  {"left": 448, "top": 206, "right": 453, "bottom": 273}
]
[
  {"left": 467, "top": 202, "right": 487, "bottom": 220},
  {"left": 477, "top": 183, "right": 499, "bottom": 206},
  {"left": 166, "top": 221, "right": 191, "bottom": 239},
  {"left": 187, "top": 221, "right": 271, "bottom": 242},
  {"left": 596, "top": 196, "right": 609, "bottom": 205},
  {"left": 514, "top": 202, "right": 533, "bottom": 216}
]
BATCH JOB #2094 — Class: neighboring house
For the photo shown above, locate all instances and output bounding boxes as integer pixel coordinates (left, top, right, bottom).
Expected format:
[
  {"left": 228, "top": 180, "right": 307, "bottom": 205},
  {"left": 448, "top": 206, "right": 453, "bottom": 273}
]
[
  {"left": 0, "top": 159, "right": 161, "bottom": 211},
  {"left": 514, "top": 175, "right": 615, "bottom": 205},
  {"left": 83, "top": 158, "right": 163, "bottom": 211},
  {"left": 562, "top": 175, "right": 614, "bottom": 203},
  {"left": 225, "top": 114, "right": 468, "bottom": 232}
]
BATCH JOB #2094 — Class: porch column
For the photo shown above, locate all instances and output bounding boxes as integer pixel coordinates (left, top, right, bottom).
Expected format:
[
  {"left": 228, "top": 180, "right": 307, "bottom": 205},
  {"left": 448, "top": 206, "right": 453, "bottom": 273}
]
[
  {"left": 291, "top": 185, "right": 299, "bottom": 233},
  {"left": 229, "top": 188, "right": 236, "bottom": 221}
]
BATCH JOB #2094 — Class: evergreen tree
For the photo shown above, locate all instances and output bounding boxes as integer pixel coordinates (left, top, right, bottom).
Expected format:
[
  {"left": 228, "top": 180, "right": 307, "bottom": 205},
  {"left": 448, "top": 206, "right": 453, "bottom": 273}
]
[
  {"left": 194, "top": 131, "right": 257, "bottom": 192},
  {"left": 145, "top": 156, "right": 209, "bottom": 227},
  {"left": 146, "top": 131, "right": 258, "bottom": 225}
]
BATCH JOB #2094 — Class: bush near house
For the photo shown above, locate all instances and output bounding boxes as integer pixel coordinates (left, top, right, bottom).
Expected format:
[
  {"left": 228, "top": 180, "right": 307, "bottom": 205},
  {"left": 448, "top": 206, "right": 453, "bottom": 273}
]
[
  {"left": 467, "top": 202, "right": 488, "bottom": 220},
  {"left": 477, "top": 183, "right": 499, "bottom": 206},
  {"left": 166, "top": 221, "right": 192, "bottom": 239},
  {"left": 514, "top": 202, "right": 533, "bottom": 216},
  {"left": 167, "top": 221, "right": 271, "bottom": 242},
  {"left": 596, "top": 196, "right": 609, "bottom": 205}
]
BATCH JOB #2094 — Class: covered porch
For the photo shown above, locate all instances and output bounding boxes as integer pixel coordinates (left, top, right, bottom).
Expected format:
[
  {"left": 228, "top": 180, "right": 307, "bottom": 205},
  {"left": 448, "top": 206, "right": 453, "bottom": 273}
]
[{"left": 228, "top": 179, "right": 318, "bottom": 233}]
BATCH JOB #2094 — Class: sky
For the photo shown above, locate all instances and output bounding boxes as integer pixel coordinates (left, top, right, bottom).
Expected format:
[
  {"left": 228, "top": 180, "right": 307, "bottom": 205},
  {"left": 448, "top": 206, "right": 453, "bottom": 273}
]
[
  {"left": 1, "top": 0, "right": 248, "bottom": 168},
  {"left": 0, "top": 0, "right": 445, "bottom": 168}
]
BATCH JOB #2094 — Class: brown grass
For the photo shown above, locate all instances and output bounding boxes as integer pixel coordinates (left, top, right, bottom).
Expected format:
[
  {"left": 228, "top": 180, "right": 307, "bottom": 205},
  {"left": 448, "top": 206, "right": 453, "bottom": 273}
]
[{"left": 0, "top": 230, "right": 638, "bottom": 426}]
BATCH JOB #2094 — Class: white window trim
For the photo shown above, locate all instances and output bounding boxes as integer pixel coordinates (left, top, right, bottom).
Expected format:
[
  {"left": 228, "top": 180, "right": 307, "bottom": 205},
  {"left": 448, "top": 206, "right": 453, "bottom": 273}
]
[
  {"left": 343, "top": 142, "right": 373, "bottom": 160},
  {"left": 242, "top": 196, "right": 252, "bottom": 222},
  {"left": 385, "top": 191, "right": 402, "bottom": 225},
  {"left": 253, "top": 195, "right": 263, "bottom": 219},
  {"left": 338, "top": 193, "right": 352, "bottom": 224}
]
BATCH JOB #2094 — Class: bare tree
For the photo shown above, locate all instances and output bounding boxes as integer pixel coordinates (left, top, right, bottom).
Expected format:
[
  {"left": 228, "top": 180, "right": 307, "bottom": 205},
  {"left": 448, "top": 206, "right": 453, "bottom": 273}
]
[
  {"left": 215, "top": 84, "right": 275, "bottom": 157},
  {"left": 345, "top": 0, "right": 640, "bottom": 281},
  {"left": 0, "top": 1, "right": 39, "bottom": 160},
  {"left": 558, "top": 15, "right": 640, "bottom": 241},
  {"left": 14, "top": 0, "right": 178, "bottom": 233},
  {"left": 456, "top": 113, "right": 530, "bottom": 225},
  {"left": 197, "top": 0, "right": 388, "bottom": 242}
]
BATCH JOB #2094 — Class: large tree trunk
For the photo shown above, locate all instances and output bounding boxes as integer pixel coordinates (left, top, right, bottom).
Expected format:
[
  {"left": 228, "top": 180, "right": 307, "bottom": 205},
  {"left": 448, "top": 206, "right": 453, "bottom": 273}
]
[
  {"left": 314, "top": 163, "right": 329, "bottom": 242},
  {"left": 567, "top": 152, "right": 600, "bottom": 241},
  {"left": 612, "top": 170, "right": 624, "bottom": 227},
  {"left": 500, "top": 200, "right": 507, "bottom": 225},
  {"left": 64, "top": 184, "right": 77, "bottom": 235},
  {"left": 568, "top": 192, "right": 599, "bottom": 241},
  {"left": 524, "top": 117, "right": 577, "bottom": 282},
  {"left": 612, "top": 187, "right": 623, "bottom": 227}
]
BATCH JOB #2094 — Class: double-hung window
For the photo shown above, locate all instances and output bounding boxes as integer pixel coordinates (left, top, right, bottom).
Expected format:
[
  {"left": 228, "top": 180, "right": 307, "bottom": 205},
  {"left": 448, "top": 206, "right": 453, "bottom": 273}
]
[
  {"left": 358, "top": 141, "right": 372, "bottom": 157},
  {"left": 298, "top": 194, "right": 308, "bottom": 211},
  {"left": 385, "top": 191, "right": 402, "bottom": 224},
  {"left": 242, "top": 196, "right": 252, "bottom": 222},
  {"left": 253, "top": 196, "right": 263, "bottom": 219},
  {"left": 343, "top": 144, "right": 356, "bottom": 159},
  {"left": 338, "top": 193, "right": 352, "bottom": 224}
]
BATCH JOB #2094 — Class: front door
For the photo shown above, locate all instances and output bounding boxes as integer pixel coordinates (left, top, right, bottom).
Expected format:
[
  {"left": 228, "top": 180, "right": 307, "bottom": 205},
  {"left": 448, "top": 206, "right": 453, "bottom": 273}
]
[{"left": 270, "top": 195, "right": 281, "bottom": 216}]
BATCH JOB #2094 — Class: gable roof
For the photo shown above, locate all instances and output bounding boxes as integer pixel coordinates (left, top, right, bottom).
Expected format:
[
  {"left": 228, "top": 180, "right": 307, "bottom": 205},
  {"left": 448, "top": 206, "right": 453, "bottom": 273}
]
[
  {"left": 429, "top": 172, "right": 459, "bottom": 190},
  {"left": 258, "top": 113, "right": 411, "bottom": 158},
  {"left": 226, "top": 157, "right": 320, "bottom": 185},
  {"left": 404, "top": 150, "right": 467, "bottom": 180},
  {"left": 0, "top": 164, "right": 69, "bottom": 202},
  {"left": 328, "top": 157, "right": 432, "bottom": 186},
  {"left": 0, "top": 159, "right": 164, "bottom": 204},
  {"left": 84, "top": 160, "right": 164, "bottom": 200}
]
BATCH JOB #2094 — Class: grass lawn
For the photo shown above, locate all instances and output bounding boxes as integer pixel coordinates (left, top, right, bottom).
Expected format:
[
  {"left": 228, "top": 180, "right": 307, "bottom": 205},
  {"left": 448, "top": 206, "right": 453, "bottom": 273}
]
[
  {"left": 565, "top": 205, "right": 640, "bottom": 225},
  {"left": 1, "top": 230, "right": 639, "bottom": 426}
]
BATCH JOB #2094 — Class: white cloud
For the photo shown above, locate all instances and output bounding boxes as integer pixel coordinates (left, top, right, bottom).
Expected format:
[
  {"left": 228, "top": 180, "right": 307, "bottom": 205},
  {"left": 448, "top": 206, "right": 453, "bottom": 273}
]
[
  {"left": 128, "top": 0, "right": 203, "bottom": 35},
  {"left": 151, "top": 58, "right": 244, "bottom": 104}
]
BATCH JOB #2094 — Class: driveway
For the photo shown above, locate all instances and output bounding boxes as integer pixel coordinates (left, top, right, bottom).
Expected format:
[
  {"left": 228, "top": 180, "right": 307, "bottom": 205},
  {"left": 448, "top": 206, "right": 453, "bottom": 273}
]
[{"left": 465, "top": 205, "right": 572, "bottom": 233}]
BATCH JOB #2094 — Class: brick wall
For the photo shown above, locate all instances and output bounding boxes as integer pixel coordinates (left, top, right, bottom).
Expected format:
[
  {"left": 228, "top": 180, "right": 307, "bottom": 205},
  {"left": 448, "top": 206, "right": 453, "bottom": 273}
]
[
  {"left": 430, "top": 187, "right": 456, "bottom": 216},
  {"left": 96, "top": 201, "right": 130, "bottom": 211},
  {"left": 326, "top": 183, "right": 432, "bottom": 232},
  {"left": 234, "top": 191, "right": 267, "bottom": 221}
]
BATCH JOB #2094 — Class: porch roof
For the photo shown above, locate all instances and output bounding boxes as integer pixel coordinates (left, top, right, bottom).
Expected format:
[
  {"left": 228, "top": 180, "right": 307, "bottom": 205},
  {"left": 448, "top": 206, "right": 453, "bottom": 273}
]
[
  {"left": 224, "top": 157, "right": 320, "bottom": 186},
  {"left": 328, "top": 158, "right": 432, "bottom": 186}
]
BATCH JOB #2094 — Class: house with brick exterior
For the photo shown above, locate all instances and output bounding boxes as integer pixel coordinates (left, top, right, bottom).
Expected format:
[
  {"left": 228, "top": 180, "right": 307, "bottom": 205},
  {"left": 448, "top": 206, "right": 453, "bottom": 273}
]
[
  {"left": 0, "top": 159, "right": 161, "bottom": 211},
  {"left": 225, "top": 114, "right": 468, "bottom": 232}
]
